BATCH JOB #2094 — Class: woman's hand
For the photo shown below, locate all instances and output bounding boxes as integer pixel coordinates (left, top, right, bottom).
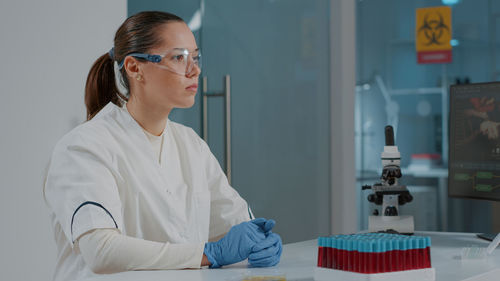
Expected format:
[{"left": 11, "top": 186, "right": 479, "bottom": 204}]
[
  {"left": 203, "top": 219, "right": 268, "bottom": 268},
  {"left": 248, "top": 218, "right": 283, "bottom": 267},
  {"left": 248, "top": 232, "right": 282, "bottom": 267}
]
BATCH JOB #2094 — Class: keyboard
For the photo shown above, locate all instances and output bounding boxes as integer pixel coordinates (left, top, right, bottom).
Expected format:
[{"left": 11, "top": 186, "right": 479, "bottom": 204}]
[{"left": 477, "top": 233, "right": 496, "bottom": 241}]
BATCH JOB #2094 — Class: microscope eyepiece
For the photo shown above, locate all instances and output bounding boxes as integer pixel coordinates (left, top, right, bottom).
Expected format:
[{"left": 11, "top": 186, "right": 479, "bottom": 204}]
[{"left": 385, "top": 125, "right": 395, "bottom": 146}]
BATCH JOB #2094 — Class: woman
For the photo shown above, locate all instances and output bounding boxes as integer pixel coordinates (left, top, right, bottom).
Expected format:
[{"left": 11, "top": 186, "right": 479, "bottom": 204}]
[{"left": 43, "top": 11, "right": 282, "bottom": 281}]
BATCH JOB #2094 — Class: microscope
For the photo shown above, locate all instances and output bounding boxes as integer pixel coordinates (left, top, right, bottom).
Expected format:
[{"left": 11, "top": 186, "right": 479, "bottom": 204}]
[{"left": 362, "top": 126, "right": 415, "bottom": 234}]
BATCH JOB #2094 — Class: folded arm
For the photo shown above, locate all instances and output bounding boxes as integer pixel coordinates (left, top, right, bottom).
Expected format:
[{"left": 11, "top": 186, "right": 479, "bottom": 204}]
[{"left": 76, "top": 229, "right": 207, "bottom": 274}]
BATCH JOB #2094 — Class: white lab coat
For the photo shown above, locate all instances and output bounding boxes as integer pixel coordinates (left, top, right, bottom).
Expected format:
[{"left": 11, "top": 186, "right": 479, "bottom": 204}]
[{"left": 43, "top": 102, "right": 251, "bottom": 281}]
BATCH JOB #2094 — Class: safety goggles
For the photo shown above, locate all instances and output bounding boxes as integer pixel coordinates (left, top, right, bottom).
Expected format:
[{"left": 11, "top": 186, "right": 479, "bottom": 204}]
[{"left": 119, "top": 48, "right": 201, "bottom": 76}]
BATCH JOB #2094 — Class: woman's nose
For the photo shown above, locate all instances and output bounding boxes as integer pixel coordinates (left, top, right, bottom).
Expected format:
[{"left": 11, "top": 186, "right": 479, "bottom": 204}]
[{"left": 186, "top": 64, "right": 201, "bottom": 78}]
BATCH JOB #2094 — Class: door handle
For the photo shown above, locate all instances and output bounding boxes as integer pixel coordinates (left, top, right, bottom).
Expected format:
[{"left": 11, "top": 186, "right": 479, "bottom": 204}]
[{"left": 202, "top": 75, "right": 232, "bottom": 185}]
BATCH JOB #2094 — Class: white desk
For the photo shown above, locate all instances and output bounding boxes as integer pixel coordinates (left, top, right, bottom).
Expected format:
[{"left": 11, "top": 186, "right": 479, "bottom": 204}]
[{"left": 84, "top": 232, "right": 499, "bottom": 281}]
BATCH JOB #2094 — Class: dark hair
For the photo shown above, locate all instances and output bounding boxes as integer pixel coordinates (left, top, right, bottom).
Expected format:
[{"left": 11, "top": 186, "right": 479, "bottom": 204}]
[{"left": 84, "top": 11, "right": 184, "bottom": 120}]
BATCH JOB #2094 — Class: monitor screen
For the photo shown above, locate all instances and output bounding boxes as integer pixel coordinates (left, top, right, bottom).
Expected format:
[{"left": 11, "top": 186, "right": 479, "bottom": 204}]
[{"left": 449, "top": 82, "right": 500, "bottom": 201}]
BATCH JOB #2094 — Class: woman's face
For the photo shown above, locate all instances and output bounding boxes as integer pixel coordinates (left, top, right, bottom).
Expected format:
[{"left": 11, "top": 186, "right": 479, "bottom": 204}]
[{"left": 134, "top": 21, "right": 200, "bottom": 111}]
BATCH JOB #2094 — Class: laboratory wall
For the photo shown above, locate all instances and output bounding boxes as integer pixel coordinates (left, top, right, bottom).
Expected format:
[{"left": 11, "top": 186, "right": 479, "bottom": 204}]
[
  {"left": 0, "top": 1, "right": 126, "bottom": 280},
  {"left": 356, "top": 0, "right": 500, "bottom": 233}
]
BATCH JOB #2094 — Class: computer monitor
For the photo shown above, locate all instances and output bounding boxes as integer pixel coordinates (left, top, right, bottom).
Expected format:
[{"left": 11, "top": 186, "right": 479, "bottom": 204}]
[
  {"left": 449, "top": 82, "right": 500, "bottom": 241},
  {"left": 449, "top": 82, "right": 500, "bottom": 201}
]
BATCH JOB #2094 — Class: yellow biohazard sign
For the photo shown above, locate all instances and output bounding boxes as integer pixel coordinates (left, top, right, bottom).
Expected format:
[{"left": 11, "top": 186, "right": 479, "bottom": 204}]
[{"left": 416, "top": 6, "right": 452, "bottom": 64}]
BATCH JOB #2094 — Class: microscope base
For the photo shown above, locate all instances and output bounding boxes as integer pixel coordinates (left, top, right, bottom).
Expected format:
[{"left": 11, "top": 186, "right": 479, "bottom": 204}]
[{"left": 368, "top": 215, "right": 414, "bottom": 234}]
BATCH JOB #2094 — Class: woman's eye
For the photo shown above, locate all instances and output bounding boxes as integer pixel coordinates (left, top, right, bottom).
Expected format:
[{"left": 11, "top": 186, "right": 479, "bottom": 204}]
[{"left": 172, "top": 55, "right": 185, "bottom": 62}]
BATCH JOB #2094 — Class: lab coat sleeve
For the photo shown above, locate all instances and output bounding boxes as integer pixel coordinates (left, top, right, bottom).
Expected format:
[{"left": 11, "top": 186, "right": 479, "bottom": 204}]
[
  {"left": 77, "top": 229, "right": 204, "bottom": 273},
  {"left": 44, "top": 131, "right": 124, "bottom": 245},
  {"left": 198, "top": 138, "right": 251, "bottom": 240}
]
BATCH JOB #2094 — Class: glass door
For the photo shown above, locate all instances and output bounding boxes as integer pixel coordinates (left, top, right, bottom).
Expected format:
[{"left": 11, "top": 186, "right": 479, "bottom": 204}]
[
  {"left": 355, "top": 0, "right": 498, "bottom": 233},
  {"left": 129, "top": 0, "right": 331, "bottom": 243}
]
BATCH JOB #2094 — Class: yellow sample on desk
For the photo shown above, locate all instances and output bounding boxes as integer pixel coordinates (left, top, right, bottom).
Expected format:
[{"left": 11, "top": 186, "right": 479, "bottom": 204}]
[{"left": 242, "top": 276, "right": 286, "bottom": 281}]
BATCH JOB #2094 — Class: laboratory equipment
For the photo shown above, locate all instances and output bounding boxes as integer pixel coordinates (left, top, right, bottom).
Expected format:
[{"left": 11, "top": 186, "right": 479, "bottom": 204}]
[
  {"left": 449, "top": 82, "right": 500, "bottom": 248},
  {"left": 118, "top": 48, "right": 202, "bottom": 76},
  {"left": 461, "top": 232, "right": 500, "bottom": 260},
  {"left": 317, "top": 233, "right": 431, "bottom": 273},
  {"left": 449, "top": 82, "right": 500, "bottom": 201},
  {"left": 362, "top": 126, "right": 415, "bottom": 234},
  {"left": 315, "top": 233, "right": 435, "bottom": 281}
]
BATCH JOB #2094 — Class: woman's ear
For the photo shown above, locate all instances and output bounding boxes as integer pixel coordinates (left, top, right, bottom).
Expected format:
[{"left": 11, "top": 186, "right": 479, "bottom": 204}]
[{"left": 123, "top": 56, "right": 142, "bottom": 80}]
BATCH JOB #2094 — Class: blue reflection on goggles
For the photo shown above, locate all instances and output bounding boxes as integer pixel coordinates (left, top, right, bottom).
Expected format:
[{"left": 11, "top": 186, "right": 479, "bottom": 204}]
[{"left": 118, "top": 53, "right": 162, "bottom": 69}]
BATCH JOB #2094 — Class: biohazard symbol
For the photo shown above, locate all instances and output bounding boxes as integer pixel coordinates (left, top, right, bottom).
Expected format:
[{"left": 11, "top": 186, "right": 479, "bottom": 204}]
[{"left": 418, "top": 12, "right": 450, "bottom": 46}]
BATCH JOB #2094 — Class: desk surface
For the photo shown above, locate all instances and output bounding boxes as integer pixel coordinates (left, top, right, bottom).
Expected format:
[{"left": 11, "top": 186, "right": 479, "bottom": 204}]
[{"left": 85, "top": 232, "right": 499, "bottom": 281}]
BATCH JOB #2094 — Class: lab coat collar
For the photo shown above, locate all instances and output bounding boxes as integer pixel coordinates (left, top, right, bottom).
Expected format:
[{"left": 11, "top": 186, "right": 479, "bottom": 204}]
[{"left": 108, "top": 102, "right": 169, "bottom": 166}]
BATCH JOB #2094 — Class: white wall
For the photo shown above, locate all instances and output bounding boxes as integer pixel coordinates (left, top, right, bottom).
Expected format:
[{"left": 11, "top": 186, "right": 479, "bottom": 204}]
[
  {"left": 0, "top": 1, "right": 126, "bottom": 280},
  {"left": 330, "top": 0, "right": 357, "bottom": 234}
]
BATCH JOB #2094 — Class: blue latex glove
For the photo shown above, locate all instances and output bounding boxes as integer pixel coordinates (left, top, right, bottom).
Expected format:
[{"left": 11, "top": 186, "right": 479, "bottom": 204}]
[
  {"left": 251, "top": 218, "right": 275, "bottom": 234},
  {"left": 204, "top": 219, "right": 267, "bottom": 268},
  {"left": 248, "top": 232, "right": 283, "bottom": 267}
]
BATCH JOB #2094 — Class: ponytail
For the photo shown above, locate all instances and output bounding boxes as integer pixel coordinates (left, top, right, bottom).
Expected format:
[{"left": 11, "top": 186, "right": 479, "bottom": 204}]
[{"left": 84, "top": 53, "right": 126, "bottom": 120}]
